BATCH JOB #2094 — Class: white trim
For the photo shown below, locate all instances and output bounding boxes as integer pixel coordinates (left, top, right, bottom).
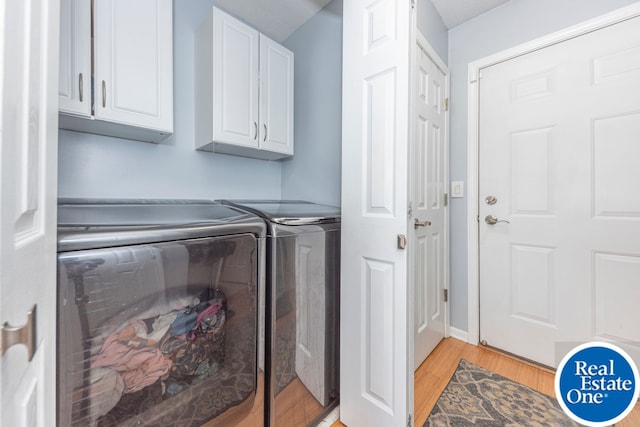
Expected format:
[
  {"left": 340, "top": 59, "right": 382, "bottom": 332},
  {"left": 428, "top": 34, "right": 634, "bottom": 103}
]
[
  {"left": 449, "top": 327, "right": 469, "bottom": 343},
  {"left": 317, "top": 406, "right": 340, "bottom": 427},
  {"left": 466, "top": 3, "right": 640, "bottom": 346},
  {"left": 467, "top": 62, "right": 480, "bottom": 345}
]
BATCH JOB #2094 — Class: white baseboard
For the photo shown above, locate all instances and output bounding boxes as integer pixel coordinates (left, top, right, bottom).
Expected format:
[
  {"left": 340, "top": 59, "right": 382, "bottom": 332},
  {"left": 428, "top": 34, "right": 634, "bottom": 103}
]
[
  {"left": 449, "top": 327, "right": 469, "bottom": 343},
  {"left": 316, "top": 405, "right": 340, "bottom": 427}
]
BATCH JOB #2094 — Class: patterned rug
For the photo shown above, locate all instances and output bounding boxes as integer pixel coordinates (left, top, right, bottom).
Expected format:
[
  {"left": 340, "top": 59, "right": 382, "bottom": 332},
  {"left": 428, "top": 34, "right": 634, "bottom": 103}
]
[{"left": 424, "top": 359, "right": 580, "bottom": 426}]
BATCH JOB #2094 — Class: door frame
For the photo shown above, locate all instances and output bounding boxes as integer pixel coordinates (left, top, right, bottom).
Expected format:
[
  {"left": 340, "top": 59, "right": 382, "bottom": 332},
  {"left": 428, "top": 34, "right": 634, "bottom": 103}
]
[
  {"left": 466, "top": 2, "right": 640, "bottom": 345},
  {"left": 409, "top": 29, "right": 451, "bottom": 345}
]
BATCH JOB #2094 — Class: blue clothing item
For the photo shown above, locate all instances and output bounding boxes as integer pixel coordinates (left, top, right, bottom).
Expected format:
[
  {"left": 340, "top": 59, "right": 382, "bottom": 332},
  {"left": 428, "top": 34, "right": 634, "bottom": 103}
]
[
  {"left": 166, "top": 382, "right": 185, "bottom": 396},
  {"left": 169, "top": 310, "right": 198, "bottom": 336}
]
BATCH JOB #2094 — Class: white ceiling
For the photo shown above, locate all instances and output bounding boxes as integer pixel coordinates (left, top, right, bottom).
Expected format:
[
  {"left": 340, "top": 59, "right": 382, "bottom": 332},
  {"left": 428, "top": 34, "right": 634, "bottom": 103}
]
[
  {"left": 213, "top": 0, "right": 511, "bottom": 43},
  {"left": 430, "top": 0, "right": 511, "bottom": 29},
  {"left": 214, "top": 0, "right": 332, "bottom": 42}
]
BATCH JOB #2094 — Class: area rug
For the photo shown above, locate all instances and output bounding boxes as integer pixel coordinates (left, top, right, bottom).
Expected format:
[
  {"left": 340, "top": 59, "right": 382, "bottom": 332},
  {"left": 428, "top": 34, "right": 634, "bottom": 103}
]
[{"left": 424, "top": 359, "right": 580, "bottom": 426}]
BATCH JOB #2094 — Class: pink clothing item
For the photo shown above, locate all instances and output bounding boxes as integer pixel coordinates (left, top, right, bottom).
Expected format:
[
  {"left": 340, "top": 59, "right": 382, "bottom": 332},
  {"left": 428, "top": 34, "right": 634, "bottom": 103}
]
[
  {"left": 92, "top": 325, "right": 172, "bottom": 393},
  {"left": 119, "top": 350, "right": 172, "bottom": 393},
  {"left": 196, "top": 301, "right": 223, "bottom": 324}
]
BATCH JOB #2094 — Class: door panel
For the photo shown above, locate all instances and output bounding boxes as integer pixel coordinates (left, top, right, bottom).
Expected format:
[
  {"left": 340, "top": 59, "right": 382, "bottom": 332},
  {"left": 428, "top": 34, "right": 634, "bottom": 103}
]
[
  {"left": 341, "top": 0, "right": 413, "bottom": 425},
  {"left": 1, "top": 0, "right": 59, "bottom": 424},
  {"left": 412, "top": 45, "right": 446, "bottom": 370},
  {"left": 479, "top": 15, "right": 640, "bottom": 368},
  {"left": 213, "top": 8, "right": 259, "bottom": 148},
  {"left": 259, "top": 34, "right": 294, "bottom": 155},
  {"left": 58, "top": 0, "right": 91, "bottom": 117},
  {"left": 93, "top": 0, "right": 173, "bottom": 131}
]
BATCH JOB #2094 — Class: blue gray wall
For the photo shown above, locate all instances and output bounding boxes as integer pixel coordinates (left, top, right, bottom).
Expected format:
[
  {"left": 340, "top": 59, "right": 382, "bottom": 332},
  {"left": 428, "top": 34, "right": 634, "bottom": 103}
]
[
  {"left": 58, "top": 0, "right": 282, "bottom": 200},
  {"left": 447, "top": 0, "right": 640, "bottom": 332},
  {"left": 281, "top": 0, "right": 343, "bottom": 207},
  {"left": 417, "top": 0, "right": 448, "bottom": 64}
]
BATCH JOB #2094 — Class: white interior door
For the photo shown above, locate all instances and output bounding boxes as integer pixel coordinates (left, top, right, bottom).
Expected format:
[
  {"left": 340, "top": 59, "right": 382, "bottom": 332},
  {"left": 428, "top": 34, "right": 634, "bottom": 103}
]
[
  {"left": 341, "top": 0, "right": 414, "bottom": 426},
  {"left": 295, "top": 232, "right": 327, "bottom": 405},
  {"left": 411, "top": 39, "right": 448, "bottom": 371},
  {"left": 479, "top": 15, "right": 640, "bottom": 368},
  {"left": 0, "top": 0, "right": 59, "bottom": 425}
]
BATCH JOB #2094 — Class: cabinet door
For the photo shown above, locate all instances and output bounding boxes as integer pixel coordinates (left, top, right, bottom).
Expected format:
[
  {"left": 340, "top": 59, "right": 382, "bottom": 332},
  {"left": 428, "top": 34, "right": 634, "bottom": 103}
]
[
  {"left": 259, "top": 34, "right": 294, "bottom": 155},
  {"left": 59, "top": 0, "right": 91, "bottom": 117},
  {"left": 212, "top": 8, "right": 260, "bottom": 148},
  {"left": 93, "top": 0, "right": 173, "bottom": 132}
]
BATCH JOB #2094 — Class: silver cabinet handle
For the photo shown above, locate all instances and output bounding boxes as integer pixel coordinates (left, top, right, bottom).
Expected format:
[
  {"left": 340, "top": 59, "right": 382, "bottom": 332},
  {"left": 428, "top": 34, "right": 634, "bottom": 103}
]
[
  {"left": 79, "top": 73, "right": 84, "bottom": 102},
  {"left": 414, "top": 218, "right": 431, "bottom": 229},
  {"left": 485, "top": 215, "right": 510, "bottom": 225},
  {"left": 263, "top": 124, "right": 267, "bottom": 142},
  {"left": 102, "top": 80, "right": 106, "bottom": 108},
  {"left": 253, "top": 122, "right": 258, "bottom": 140},
  {"left": 1, "top": 305, "right": 36, "bottom": 362}
]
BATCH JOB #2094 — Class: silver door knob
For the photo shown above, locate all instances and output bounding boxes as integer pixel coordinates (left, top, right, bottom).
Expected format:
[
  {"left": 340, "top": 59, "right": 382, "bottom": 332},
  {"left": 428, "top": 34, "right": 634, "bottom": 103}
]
[
  {"left": 485, "top": 215, "right": 510, "bottom": 225},
  {"left": 414, "top": 218, "right": 431, "bottom": 229}
]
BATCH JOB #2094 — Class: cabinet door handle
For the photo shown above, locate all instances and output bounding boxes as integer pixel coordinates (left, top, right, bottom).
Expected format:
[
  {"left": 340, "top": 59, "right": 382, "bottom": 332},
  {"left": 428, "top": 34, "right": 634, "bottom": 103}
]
[
  {"left": 102, "top": 80, "right": 106, "bottom": 108},
  {"left": 263, "top": 124, "right": 267, "bottom": 142},
  {"left": 79, "top": 73, "right": 84, "bottom": 102},
  {"left": 253, "top": 122, "right": 258, "bottom": 140}
]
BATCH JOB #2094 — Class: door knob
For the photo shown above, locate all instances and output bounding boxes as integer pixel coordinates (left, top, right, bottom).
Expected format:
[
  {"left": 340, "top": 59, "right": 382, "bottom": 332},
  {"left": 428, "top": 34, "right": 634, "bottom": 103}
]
[
  {"left": 414, "top": 218, "right": 431, "bottom": 229},
  {"left": 485, "top": 215, "right": 510, "bottom": 225}
]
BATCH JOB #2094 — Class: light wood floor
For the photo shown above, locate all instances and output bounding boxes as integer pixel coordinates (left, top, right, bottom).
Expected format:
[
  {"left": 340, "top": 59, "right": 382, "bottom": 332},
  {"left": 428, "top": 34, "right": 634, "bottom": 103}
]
[{"left": 333, "top": 337, "right": 640, "bottom": 427}]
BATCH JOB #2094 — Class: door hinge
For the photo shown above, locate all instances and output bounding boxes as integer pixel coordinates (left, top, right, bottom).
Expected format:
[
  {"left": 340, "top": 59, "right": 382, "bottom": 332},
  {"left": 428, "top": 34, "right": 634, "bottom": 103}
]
[
  {"left": 410, "top": 0, "right": 416, "bottom": 9},
  {"left": 444, "top": 289, "right": 449, "bottom": 302},
  {"left": 444, "top": 98, "right": 449, "bottom": 111},
  {"left": 408, "top": 201, "right": 413, "bottom": 218},
  {"left": 444, "top": 193, "right": 449, "bottom": 206},
  {"left": 408, "top": 414, "right": 412, "bottom": 427}
]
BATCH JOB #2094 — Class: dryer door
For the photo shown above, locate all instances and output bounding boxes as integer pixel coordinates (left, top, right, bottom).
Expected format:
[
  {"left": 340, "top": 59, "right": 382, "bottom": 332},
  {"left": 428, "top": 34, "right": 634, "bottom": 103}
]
[{"left": 57, "top": 233, "right": 262, "bottom": 426}]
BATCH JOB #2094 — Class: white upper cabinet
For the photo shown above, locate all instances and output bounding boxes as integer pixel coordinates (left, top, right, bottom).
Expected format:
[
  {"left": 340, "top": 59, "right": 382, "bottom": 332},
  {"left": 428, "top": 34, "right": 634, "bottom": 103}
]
[
  {"left": 195, "top": 7, "right": 294, "bottom": 160},
  {"left": 59, "top": 0, "right": 173, "bottom": 143}
]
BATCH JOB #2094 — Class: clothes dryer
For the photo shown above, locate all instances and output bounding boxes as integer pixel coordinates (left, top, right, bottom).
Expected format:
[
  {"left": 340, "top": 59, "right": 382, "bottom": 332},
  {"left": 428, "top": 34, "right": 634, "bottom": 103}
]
[{"left": 217, "top": 200, "right": 340, "bottom": 427}]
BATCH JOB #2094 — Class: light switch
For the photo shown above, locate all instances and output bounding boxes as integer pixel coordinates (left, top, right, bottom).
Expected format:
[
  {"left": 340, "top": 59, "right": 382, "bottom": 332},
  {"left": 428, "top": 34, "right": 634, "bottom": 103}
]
[{"left": 451, "top": 181, "right": 464, "bottom": 198}]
